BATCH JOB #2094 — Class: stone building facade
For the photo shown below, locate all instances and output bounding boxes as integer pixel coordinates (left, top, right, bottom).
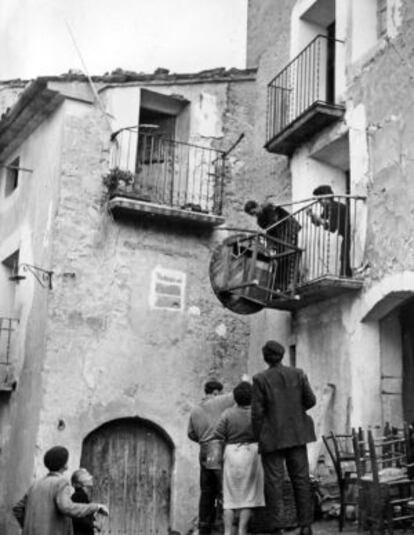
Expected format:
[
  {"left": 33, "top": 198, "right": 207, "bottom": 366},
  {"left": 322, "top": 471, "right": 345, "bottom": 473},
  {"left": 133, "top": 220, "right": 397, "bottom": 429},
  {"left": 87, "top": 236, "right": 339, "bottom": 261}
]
[
  {"left": 244, "top": 0, "right": 414, "bottom": 461},
  {"left": 0, "top": 69, "right": 258, "bottom": 534},
  {"left": 2, "top": 0, "right": 414, "bottom": 532}
]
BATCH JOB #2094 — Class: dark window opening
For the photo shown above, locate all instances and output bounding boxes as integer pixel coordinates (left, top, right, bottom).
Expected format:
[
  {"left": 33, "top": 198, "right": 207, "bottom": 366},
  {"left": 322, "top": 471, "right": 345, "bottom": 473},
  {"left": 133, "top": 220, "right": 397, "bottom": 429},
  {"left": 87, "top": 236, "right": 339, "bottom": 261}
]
[
  {"left": 3, "top": 250, "right": 19, "bottom": 273},
  {"left": 326, "top": 22, "right": 336, "bottom": 103},
  {"left": 4, "top": 157, "right": 20, "bottom": 197},
  {"left": 137, "top": 108, "right": 176, "bottom": 167}
]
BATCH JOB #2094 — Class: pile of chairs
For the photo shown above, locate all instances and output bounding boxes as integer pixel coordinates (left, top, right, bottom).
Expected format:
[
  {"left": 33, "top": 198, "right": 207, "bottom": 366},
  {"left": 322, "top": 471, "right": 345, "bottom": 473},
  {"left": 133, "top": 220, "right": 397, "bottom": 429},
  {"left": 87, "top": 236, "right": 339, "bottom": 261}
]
[{"left": 322, "top": 424, "right": 414, "bottom": 534}]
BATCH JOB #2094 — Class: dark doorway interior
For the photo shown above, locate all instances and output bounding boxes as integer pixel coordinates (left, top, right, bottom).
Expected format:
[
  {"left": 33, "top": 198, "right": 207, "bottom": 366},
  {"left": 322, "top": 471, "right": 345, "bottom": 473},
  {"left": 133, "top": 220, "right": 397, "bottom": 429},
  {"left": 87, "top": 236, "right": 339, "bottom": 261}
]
[
  {"left": 400, "top": 300, "right": 414, "bottom": 424},
  {"left": 326, "top": 22, "right": 336, "bottom": 103}
]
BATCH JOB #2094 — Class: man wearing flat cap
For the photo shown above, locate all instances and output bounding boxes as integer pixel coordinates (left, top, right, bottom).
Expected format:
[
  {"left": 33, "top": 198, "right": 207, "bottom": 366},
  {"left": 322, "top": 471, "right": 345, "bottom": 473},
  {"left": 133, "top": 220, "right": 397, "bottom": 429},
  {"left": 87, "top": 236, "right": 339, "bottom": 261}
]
[
  {"left": 13, "top": 446, "right": 108, "bottom": 535},
  {"left": 252, "top": 341, "right": 316, "bottom": 535}
]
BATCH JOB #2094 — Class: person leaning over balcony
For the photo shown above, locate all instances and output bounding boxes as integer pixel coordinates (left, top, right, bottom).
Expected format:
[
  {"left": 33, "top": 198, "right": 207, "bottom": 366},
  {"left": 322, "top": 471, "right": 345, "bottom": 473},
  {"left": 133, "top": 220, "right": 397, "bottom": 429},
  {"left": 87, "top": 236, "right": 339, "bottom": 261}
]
[
  {"left": 188, "top": 379, "right": 235, "bottom": 535},
  {"left": 12, "top": 446, "right": 109, "bottom": 535},
  {"left": 244, "top": 200, "right": 301, "bottom": 289},
  {"left": 306, "top": 185, "right": 352, "bottom": 277},
  {"left": 244, "top": 200, "right": 299, "bottom": 243},
  {"left": 213, "top": 381, "right": 265, "bottom": 535},
  {"left": 251, "top": 341, "right": 316, "bottom": 535}
]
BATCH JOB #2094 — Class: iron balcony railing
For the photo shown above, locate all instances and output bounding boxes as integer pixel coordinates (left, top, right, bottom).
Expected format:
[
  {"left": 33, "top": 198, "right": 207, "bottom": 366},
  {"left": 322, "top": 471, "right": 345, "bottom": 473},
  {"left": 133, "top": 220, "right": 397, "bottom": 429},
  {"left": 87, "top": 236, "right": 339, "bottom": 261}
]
[
  {"left": 0, "top": 317, "right": 19, "bottom": 366},
  {"left": 110, "top": 129, "right": 226, "bottom": 215},
  {"left": 211, "top": 195, "right": 365, "bottom": 309},
  {"left": 266, "top": 195, "right": 365, "bottom": 285},
  {"left": 266, "top": 35, "right": 342, "bottom": 143}
]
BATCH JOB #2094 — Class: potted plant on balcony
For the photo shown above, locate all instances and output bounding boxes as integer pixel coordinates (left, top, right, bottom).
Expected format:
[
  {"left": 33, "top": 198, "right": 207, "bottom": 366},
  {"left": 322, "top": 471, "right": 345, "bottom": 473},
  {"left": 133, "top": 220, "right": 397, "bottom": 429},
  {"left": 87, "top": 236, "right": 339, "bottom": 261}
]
[{"left": 102, "top": 167, "right": 134, "bottom": 198}]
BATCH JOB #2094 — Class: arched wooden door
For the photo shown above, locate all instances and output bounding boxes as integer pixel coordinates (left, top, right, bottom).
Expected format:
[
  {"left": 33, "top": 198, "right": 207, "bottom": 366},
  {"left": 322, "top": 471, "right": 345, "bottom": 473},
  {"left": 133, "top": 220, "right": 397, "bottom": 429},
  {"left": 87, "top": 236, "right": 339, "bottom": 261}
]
[{"left": 81, "top": 418, "right": 173, "bottom": 535}]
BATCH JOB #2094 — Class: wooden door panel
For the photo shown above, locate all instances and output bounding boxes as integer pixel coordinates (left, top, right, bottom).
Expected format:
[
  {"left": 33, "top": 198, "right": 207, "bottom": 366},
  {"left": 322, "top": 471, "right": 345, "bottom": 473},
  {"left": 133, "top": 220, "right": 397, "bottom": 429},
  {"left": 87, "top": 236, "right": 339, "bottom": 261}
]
[{"left": 81, "top": 418, "right": 172, "bottom": 535}]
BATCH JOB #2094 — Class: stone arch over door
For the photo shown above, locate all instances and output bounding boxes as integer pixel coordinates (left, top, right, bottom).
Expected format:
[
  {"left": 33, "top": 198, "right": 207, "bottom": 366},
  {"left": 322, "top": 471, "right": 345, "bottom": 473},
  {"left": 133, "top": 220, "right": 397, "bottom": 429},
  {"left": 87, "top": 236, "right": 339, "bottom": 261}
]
[
  {"left": 361, "top": 272, "right": 414, "bottom": 426},
  {"left": 81, "top": 417, "right": 174, "bottom": 535}
]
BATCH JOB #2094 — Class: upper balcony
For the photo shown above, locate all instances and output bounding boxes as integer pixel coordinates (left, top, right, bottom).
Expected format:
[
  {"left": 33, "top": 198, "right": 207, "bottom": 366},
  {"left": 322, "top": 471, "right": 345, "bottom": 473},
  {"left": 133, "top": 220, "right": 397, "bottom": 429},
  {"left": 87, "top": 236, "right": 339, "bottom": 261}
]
[
  {"left": 107, "top": 129, "right": 226, "bottom": 227},
  {"left": 0, "top": 317, "right": 19, "bottom": 392},
  {"left": 210, "top": 195, "right": 365, "bottom": 313},
  {"left": 265, "top": 35, "right": 345, "bottom": 156}
]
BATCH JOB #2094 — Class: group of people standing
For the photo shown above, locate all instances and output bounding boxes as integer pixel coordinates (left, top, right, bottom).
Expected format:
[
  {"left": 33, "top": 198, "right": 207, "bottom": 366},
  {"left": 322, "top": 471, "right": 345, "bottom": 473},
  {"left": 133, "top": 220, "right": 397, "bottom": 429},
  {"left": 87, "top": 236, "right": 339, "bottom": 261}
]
[{"left": 188, "top": 340, "right": 316, "bottom": 535}]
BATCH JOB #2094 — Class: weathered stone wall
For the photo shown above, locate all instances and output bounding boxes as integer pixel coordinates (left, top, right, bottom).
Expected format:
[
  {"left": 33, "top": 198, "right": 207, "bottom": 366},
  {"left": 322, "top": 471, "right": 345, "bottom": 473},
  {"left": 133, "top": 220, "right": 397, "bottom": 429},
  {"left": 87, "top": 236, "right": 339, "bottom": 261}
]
[
  {"left": 14, "top": 75, "right": 257, "bottom": 534},
  {"left": 0, "top": 104, "right": 65, "bottom": 534},
  {"left": 347, "top": 0, "right": 414, "bottom": 285},
  {"left": 243, "top": 0, "right": 414, "bottom": 441},
  {"left": 243, "top": 0, "right": 299, "bottom": 384}
]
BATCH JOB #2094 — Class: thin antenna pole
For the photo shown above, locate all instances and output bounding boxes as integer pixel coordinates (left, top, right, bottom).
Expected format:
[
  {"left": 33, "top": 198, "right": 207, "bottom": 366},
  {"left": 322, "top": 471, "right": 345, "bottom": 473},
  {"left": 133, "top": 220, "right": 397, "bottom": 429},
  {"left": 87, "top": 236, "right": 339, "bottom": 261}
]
[{"left": 64, "top": 18, "right": 112, "bottom": 126}]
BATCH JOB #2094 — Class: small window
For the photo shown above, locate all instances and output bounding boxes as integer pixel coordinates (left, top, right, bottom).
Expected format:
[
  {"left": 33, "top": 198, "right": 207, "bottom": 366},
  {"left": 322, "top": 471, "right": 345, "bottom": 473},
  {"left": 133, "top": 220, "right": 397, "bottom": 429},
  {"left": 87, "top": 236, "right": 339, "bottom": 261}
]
[
  {"left": 149, "top": 266, "right": 186, "bottom": 311},
  {"left": 0, "top": 250, "right": 19, "bottom": 314},
  {"left": 4, "top": 157, "right": 20, "bottom": 197},
  {"left": 377, "top": 0, "right": 387, "bottom": 38}
]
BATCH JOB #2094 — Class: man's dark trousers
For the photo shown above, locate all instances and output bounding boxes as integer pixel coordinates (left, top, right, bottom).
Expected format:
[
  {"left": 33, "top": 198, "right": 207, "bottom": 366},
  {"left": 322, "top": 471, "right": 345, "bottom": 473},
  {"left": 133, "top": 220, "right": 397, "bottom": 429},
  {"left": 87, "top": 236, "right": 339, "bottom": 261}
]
[
  {"left": 198, "top": 448, "right": 222, "bottom": 534},
  {"left": 261, "top": 445, "right": 313, "bottom": 529}
]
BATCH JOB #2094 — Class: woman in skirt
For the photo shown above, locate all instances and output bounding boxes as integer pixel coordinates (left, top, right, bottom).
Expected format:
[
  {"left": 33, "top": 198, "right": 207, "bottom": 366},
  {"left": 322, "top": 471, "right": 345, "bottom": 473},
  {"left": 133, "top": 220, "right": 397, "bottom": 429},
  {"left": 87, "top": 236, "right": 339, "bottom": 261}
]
[{"left": 213, "top": 381, "right": 265, "bottom": 535}]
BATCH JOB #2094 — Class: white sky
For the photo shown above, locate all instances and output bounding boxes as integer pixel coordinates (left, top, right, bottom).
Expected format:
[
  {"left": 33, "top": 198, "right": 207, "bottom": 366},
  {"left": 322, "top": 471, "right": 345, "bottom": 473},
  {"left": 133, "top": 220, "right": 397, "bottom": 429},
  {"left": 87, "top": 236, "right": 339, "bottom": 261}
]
[{"left": 0, "top": 0, "right": 248, "bottom": 80}]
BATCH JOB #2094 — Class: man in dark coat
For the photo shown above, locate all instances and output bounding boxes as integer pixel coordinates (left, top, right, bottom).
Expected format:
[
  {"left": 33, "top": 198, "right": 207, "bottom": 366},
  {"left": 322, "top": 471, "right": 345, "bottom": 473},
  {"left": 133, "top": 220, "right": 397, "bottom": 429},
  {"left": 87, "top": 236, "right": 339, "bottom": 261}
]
[
  {"left": 252, "top": 340, "right": 316, "bottom": 535},
  {"left": 244, "top": 200, "right": 302, "bottom": 290},
  {"left": 307, "top": 185, "right": 352, "bottom": 277}
]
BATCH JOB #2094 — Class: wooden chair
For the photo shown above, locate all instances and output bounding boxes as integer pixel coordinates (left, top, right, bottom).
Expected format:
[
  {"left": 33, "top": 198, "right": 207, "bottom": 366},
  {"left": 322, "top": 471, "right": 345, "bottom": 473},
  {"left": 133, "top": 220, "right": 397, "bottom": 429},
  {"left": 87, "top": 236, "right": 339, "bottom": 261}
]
[
  {"left": 322, "top": 431, "right": 359, "bottom": 531},
  {"left": 355, "top": 428, "right": 414, "bottom": 534}
]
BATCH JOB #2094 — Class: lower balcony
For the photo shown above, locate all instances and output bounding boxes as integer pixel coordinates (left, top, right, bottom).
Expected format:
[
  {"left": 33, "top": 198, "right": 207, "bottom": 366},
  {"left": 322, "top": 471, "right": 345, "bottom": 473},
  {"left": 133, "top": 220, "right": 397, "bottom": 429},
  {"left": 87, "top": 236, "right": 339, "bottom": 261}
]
[
  {"left": 106, "top": 131, "right": 226, "bottom": 227},
  {"left": 0, "top": 317, "right": 19, "bottom": 392},
  {"left": 210, "top": 195, "right": 365, "bottom": 313}
]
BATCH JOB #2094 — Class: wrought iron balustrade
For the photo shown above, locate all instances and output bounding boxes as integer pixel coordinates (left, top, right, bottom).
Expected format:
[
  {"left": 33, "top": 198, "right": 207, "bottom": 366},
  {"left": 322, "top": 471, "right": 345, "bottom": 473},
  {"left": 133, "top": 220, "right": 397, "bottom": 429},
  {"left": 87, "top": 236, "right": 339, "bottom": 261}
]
[
  {"left": 0, "top": 317, "right": 18, "bottom": 366},
  {"left": 266, "top": 35, "right": 343, "bottom": 147},
  {"left": 209, "top": 195, "right": 365, "bottom": 312},
  {"left": 269, "top": 195, "right": 364, "bottom": 284},
  {"left": 110, "top": 129, "right": 226, "bottom": 216}
]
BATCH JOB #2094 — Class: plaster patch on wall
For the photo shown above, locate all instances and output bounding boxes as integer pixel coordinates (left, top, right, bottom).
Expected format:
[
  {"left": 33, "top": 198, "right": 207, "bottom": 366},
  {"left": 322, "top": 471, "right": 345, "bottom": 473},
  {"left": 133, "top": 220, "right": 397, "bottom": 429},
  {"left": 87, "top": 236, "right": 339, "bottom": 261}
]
[
  {"left": 196, "top": 92, "right": 223, "bottom": 138},
  {"left": 149, "top": 266, "right": 186, "bottom": 312},
  {"left": 215, "top": 323, "right": 227, "bottom": 338}
]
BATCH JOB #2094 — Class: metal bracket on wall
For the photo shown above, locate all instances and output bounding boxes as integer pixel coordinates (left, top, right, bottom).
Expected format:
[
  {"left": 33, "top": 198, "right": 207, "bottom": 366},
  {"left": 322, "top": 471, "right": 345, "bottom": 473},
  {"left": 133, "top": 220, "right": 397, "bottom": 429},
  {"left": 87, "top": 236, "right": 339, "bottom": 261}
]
[{"left": 9, "top": 263, "right": 54, "bottom": 290}]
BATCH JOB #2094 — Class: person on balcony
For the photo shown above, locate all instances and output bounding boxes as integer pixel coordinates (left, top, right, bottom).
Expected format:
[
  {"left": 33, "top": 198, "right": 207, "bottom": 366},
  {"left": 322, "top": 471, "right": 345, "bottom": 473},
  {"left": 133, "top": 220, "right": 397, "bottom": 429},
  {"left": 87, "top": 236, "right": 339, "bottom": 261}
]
[
  {"left": 307, "top": 185, "right": 352, "bottom": 277},
  {"left": 188, "top": 379, "right": 235, "bottom": 535},
  {"left": 213, "top": 381, "right": 265, "bottom": 535},
  {"left": 244, "top": 200, "right": 301, "bottom": 290},
  {"left": 251, "top": 340, "right": 316, "bottom": 535}
]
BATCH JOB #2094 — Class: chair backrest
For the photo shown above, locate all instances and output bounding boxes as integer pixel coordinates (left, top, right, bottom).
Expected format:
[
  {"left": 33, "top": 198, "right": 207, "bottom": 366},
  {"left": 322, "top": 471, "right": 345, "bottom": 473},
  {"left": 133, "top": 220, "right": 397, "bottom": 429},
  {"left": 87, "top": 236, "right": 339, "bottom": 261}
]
[
  {"left": 323, "top": 431, "right": 355, "bottom": 481},
  {"left": 367, "top": 429, "right": 408, "bottom": 484}
]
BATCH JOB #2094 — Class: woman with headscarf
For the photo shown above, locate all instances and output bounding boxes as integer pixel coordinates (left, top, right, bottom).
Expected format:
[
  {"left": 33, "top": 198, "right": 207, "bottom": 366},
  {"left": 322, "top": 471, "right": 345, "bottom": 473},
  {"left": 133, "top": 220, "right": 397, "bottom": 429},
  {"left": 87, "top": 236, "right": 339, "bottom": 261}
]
[{"left": 213, "top": 381, "right": 265, "bottom": 535}]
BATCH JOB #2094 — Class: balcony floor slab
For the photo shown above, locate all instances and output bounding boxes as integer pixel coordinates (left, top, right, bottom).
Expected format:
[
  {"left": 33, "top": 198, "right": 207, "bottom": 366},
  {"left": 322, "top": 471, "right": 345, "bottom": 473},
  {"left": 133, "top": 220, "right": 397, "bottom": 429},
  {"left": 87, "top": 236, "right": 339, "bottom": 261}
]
[
  {"left": 264, "top": 275, "right": 363, "bottom": 311},
  {"left": 265, "top": 101, "right": 345, "bottom": 156},
  {"left": 108, "top": 196, "right": 225, "bottom": 227}
]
